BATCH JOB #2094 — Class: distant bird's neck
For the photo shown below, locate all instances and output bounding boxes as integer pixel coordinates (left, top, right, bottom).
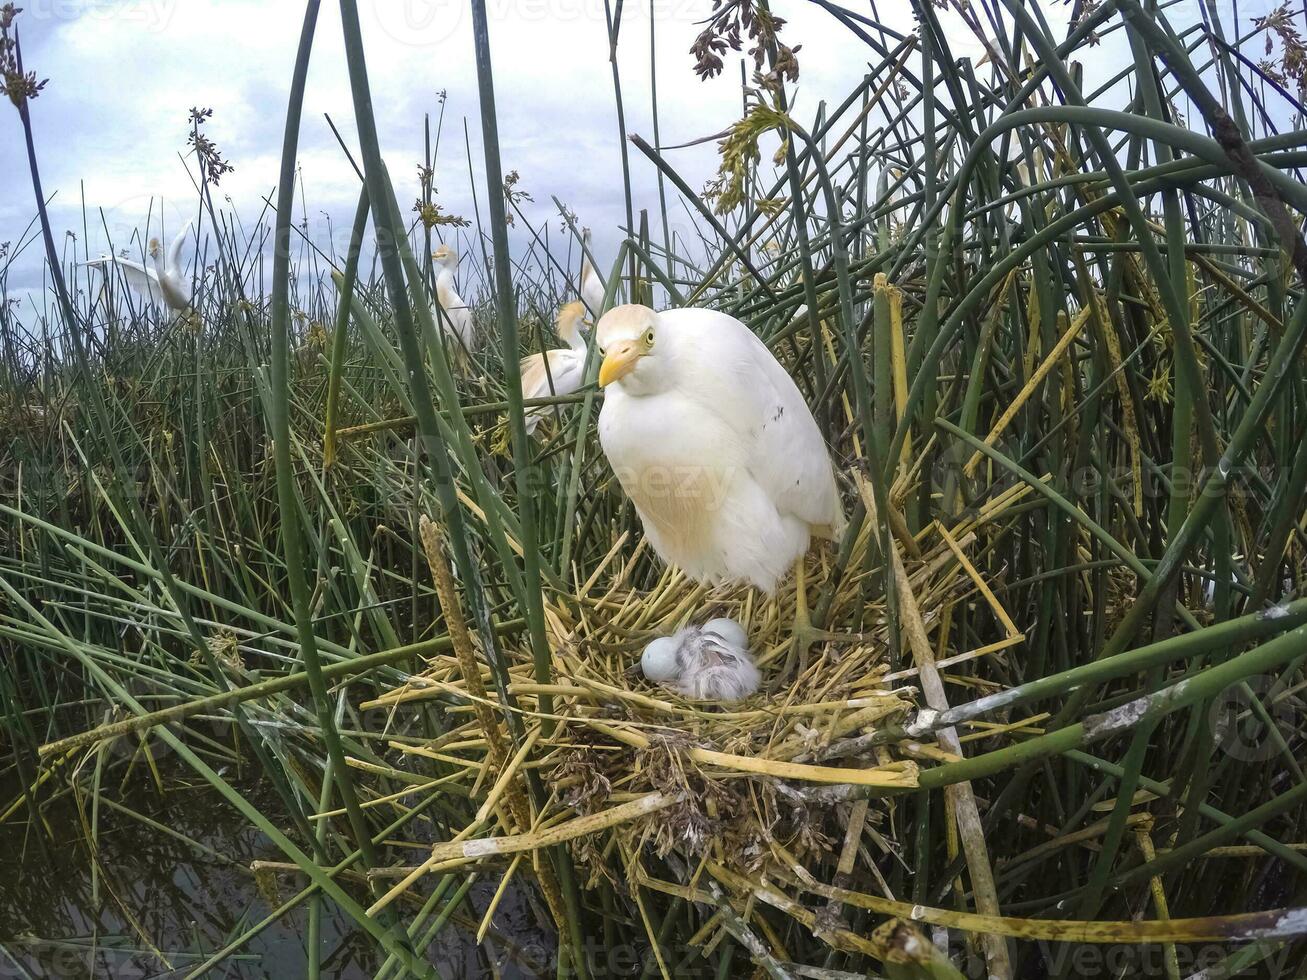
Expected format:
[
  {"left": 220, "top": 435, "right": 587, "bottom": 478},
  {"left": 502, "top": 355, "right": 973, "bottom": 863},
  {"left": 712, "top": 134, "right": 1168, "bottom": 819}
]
[
  {"left": 435, "top": 268, "right": 460, "bottom": 306},
  {"left": 564, "top": 327, "right": 587, "bottom": 354}
]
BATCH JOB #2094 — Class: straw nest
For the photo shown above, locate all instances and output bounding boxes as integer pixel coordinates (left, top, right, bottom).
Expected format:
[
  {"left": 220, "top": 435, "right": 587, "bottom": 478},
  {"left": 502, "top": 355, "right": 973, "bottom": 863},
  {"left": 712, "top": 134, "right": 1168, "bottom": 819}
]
[{"left": 365, "top": 469, "right": 1032, "bottom": 942}]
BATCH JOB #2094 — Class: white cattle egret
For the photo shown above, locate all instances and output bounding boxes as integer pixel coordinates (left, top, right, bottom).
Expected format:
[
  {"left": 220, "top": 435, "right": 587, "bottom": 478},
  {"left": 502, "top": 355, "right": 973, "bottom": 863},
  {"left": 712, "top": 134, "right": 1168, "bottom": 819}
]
[
  {"left": 639, "top": 619, "right": 759, "bottom": 701},
  {"left": 598, "top": 303, "right": 845, "bottom": 680},
  {"left": 431, "top": 244, "right": 476, "bottom": 364},
  {"left": 597, "top": 303, "right": 843, "bottom": 595},
  {"left": 86, "top": 222, "right": 193, "bottom": 312},
  {"left": 580, "top": 228, "right": 605, "bottom": 316},
  {"left": 519, "top": 301, "right": 590, "bottom": 435}
]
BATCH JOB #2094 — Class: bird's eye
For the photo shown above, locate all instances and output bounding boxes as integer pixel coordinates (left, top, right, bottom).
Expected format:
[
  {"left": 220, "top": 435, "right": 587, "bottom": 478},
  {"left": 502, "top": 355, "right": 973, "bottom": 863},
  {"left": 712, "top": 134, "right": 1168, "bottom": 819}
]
[
  {"left": 597, "top": 345, "right": 606, "bottom": 357},
  {"left": 643, "top": 329, "right": 655, "bottom": 347}
]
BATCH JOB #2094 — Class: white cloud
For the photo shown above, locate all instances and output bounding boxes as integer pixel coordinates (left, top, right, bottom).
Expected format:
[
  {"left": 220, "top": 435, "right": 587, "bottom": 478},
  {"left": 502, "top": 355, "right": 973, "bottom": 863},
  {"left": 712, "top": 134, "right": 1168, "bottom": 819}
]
[
  {"left": 2, "top": 0, "right": 796, "bottom": 293},
  {"left": 2, "top": 0, "right": 1279, "bottom": 301}
]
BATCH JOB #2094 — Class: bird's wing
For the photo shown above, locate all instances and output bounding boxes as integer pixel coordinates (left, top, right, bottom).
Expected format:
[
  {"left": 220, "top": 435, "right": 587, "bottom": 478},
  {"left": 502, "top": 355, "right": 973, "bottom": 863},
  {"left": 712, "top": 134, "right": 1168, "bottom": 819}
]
[
  {"left": 521, "top": 350, "right": 586, "bottom": 434},
  {"left": 542, "top": 350, "right": 586, "bottom": 396},
  {"left": 452, "top": 307, "right": 475, "bottom": 348},
  {"left": 523, "top": 349, "right": 585, "bottom": 400},
  {"left": 747, "top": 362, "right": 844, "bottom": 535},
  {"left": 86, "top": 256, "right": 161, "bottom": 301},
  {"left": 167, "top": 221, "right": 193, "bottom": 274},
  {"left": 663, "top": 308, "right": 843, "bottom": 533},
  {"left": 520, "top": 351, "right": 550, "bottom": 400}
]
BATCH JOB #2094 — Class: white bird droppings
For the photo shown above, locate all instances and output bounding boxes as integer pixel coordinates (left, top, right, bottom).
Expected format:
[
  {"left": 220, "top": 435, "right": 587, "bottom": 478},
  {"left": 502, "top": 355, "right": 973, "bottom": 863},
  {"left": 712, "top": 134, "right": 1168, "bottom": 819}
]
[{"left": 905, "top": 708, "right": 941, "bottom": 737}]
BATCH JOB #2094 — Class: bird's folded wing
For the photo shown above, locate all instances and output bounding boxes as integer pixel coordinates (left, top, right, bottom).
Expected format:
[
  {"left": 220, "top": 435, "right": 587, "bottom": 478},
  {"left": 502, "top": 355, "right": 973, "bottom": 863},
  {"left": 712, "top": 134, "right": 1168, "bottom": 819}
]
[
  {"left": 520, "top": 351, "right": 552, "bottom": 399},
  {"left": 521, "top": 349, "right": 584, "bottom": 400},
  {"left": 667, "top": 309, "right": 842, "bottom": 532},
  {"left": 742, "top": 344, "right": 844, "bottom": 532}
]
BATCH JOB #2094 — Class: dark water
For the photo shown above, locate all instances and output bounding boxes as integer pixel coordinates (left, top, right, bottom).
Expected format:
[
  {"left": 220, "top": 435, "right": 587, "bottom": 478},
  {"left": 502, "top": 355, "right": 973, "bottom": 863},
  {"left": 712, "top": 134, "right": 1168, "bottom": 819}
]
[{"left": 0, "top": 767, "right": 548, "bottom": 978}]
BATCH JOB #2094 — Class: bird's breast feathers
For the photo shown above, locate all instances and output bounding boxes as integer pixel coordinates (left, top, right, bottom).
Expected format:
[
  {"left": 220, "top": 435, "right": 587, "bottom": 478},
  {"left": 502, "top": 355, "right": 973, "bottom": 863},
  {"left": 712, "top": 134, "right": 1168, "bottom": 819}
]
[
  {"left": 160, "top": 274, "right": 191, "bottom": 311},
  {"left": 599, "top": 390, "right": 744, "bottom": 532},
  {"left": 598, "top": 309, "right": 844, "bottom": 588}
]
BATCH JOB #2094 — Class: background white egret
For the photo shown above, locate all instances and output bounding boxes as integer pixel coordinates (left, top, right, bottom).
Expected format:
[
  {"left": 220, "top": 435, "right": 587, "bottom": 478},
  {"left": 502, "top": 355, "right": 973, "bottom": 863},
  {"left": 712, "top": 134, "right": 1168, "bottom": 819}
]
[
  {"left": 85, "top": 221, "right": 193, "bottom": 313},
  {"left": 519, "top": 300, "right": 590, "bottom": 435},
  {"left": 579, "top": 228, "right": 605, "bottom": 316},
  {"left": 431, "top": 244, "right": 476, "bottom": 365},
  {"left": 596, "top": 303, "right": 844, "bottom": 663}
]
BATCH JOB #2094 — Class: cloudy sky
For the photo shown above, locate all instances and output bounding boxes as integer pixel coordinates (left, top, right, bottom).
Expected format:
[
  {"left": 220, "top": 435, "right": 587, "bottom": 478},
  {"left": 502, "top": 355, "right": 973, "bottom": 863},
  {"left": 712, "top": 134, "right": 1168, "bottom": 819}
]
[{"left": 0, "top": 0, "right": 1273, "bottom": 306}]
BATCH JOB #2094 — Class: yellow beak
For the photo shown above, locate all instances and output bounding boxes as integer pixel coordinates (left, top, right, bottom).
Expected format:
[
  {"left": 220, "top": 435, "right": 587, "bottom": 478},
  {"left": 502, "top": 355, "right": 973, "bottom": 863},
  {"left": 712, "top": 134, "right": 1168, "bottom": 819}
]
[{"left": 599, "top": 341, "right": 641, "bottom": 387}]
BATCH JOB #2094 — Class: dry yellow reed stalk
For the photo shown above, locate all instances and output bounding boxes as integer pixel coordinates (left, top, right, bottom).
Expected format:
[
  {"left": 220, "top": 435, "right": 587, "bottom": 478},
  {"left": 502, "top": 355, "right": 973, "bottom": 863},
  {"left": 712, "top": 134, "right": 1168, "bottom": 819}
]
[
  {"left": 858, "top": 474, "right": 1011, "bottom": 979},
  {"left": 1090, "top": 288, "right": 1146, "bottom": 515},
  {"left": 429, "top": 791, "right": 678, "bottom": 865},
  {"left": 577, "top": 529, "right": 630, "bottom": 595},
  {"left": 309, "top": 770, "right": 469, "bottom": 820},
  {"left": 416, "top": 515, "right": 568, "bottom": 928},
  {"left": 477, "top": 852, "right": 524, "bottom": 943},
  {"left": 966, "top": 302, "right": 1094, "bottom": 477},
  {"left": 776, "top": 861, "right": 1307, "bottom": 943},
  {"left": 585, "top": 719, "right": 918, "bottom": 788},
  {"left": 706, "top": 862, "right": 885, "bottom": 958},
  {"left": 476, "top": 728, "right": 540, "bottom": 824},
  {"left": 887, "top": 276, "right": 911, "bottom": 474}
]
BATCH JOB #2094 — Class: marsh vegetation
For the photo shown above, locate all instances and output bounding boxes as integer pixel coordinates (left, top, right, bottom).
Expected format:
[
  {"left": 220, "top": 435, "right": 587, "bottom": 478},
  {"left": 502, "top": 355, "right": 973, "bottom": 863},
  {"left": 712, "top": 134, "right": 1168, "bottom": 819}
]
[{"left": 2, "top": 0, "right": 1307, "bottom": 976}]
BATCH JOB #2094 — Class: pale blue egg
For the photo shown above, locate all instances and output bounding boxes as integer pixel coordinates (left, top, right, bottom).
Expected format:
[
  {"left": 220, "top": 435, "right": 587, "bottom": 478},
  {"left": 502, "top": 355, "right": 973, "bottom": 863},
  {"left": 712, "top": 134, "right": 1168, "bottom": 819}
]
[{"left": 640, "top": 636, "right": 682, "bottom": 682}]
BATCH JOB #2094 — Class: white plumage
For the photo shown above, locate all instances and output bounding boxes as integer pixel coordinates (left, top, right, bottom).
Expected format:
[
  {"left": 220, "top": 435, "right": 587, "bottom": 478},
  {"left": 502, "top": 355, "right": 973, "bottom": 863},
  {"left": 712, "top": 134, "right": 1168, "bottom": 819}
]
[
  {"left": 640, "top": 618, "right": 760, "bottom": 701},
  {"left": 86, "top": 222, "right": 193, "bottom": 312},
  {"left": 596, "top": 304, "right": 843, "bottom": 594},
  {"left": 519, "top": 301, "right": 590, "bottom": 435},
  {"left": 431, "top": 244, "right": 476, "bottom": 361},
  {"left": 580, "top": 228, "right": 606, "bottom": 316}
]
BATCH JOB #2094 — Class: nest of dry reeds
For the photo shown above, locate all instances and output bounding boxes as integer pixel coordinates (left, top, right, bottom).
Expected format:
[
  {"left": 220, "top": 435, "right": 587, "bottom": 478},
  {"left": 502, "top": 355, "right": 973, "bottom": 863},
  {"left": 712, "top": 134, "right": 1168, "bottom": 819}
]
[{"left": 365, "top": 468, "right": 1031, "bottom": 928}]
